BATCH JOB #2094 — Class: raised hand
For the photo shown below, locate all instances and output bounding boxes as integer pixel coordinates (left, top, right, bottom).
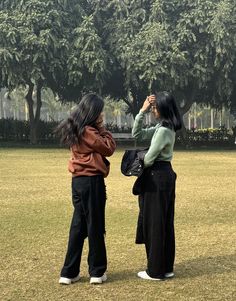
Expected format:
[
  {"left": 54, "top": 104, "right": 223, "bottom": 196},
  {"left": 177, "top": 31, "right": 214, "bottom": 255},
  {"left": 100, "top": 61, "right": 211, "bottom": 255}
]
[{"left": 140, "top": 95, "right": 156, "bottom": 113}]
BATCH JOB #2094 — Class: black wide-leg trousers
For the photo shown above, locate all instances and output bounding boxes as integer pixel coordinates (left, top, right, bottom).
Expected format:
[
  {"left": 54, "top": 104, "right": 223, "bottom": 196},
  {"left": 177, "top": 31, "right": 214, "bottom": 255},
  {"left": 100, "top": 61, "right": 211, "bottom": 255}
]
[
  {"left": 60, "top": 175, "right": 107, "bottom": 278},
  {"left": 136, "top": 162, "right": 176, "bottom": 279}
]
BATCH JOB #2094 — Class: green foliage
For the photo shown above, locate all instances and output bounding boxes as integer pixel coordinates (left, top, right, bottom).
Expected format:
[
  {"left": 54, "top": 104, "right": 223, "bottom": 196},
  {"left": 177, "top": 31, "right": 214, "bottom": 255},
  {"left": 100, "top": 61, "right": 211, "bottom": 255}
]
[
  {"left": 95, "top": 0, "right": 236, "bottom": 115},
  {"left": 0, "top": 0, "right": 106, "bottom": 98},
  {"left": 68, "top": 14, "right": 108, "bottom": 88},
  {"left": 0, "top": 118, "right": 30, "bottom": 140},
  {"left": 0, "top": 0, "right": 235, "bottom": 116},
  {"left": 0, "top": 118, "right": 58, "bottom": 142},
  {"left": 173, "top": 0, "right": 236, "bottom": 107},
  {"left": 184, "top": 127, "right": 234, "bottom": 146}
]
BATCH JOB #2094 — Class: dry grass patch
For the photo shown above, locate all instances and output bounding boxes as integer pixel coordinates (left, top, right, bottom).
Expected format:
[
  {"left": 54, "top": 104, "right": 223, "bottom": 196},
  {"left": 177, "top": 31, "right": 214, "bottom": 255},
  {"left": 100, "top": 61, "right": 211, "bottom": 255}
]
[{"left": 0, "top": 148, "right": 235, "bottom": 301}]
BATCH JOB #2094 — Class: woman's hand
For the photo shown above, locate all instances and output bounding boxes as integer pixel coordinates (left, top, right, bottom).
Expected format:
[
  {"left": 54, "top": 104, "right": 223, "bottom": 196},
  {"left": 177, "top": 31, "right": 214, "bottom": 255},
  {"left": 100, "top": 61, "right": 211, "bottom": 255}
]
[
  {"left": 148, "top": 94, "right": 156, "bottom": 106},
  {"left": 140, "top": 95, "right": 156, "bottom": 113}
]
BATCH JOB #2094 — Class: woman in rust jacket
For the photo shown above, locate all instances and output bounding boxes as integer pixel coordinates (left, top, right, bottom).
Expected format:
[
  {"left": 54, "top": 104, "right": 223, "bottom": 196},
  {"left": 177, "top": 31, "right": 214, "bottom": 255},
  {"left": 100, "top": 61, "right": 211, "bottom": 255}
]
[{"left": 56, "top": 93, "right": 116, "bottom": 285}]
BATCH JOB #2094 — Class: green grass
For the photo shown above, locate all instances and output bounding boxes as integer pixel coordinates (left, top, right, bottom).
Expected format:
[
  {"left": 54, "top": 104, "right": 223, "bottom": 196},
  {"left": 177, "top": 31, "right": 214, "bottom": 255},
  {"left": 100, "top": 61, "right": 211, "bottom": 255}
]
[{"left": 0, "top": 148, "right": 235, "bottom": 301}]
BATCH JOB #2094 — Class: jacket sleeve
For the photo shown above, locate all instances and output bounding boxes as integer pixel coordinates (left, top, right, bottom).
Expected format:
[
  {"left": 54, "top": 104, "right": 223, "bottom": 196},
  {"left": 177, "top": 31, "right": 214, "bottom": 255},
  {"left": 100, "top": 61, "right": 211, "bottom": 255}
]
[
  {"left": 90, "top": 126, "right": 116, "bottom": 157},
  {"left": 132, "top": 111, "right": 156, "bottom": 141}
]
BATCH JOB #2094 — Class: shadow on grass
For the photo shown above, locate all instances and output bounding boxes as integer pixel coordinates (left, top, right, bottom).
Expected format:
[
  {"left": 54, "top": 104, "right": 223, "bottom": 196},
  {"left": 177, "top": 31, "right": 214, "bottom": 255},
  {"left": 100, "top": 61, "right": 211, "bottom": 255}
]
[
  {"left": 175, "top": 253, "right": 236, "bottom": 278},
  {"left": 58, "top": 254, "right": 235, "bottom": 285},
  {"left": 97, "top": 253, "right": 236, "bottom": 282},
  {"left": 104, "top": 269, "right": 138, "bottom": 283}
]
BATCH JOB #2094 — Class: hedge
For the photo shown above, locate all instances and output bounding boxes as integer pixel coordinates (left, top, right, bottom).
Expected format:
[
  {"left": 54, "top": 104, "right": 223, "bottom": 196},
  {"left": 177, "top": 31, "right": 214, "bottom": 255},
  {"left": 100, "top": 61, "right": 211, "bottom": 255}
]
[{"left": 0, "top": 119, "right": 235, "bottom": 146}]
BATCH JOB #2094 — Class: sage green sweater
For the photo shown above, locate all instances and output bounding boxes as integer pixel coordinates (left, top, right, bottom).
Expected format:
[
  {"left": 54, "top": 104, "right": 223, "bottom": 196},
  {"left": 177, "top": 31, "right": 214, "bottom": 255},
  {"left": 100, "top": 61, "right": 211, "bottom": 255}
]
[{"left": 132, "top": 111, "right": 176, "bottom": 167}]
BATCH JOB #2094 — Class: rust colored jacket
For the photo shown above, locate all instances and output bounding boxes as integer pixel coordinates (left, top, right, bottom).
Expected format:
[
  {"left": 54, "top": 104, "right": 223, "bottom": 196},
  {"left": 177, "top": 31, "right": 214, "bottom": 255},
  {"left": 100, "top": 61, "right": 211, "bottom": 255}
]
[{"left": 68, "top": 126, "right": 116, "bottom": 178}]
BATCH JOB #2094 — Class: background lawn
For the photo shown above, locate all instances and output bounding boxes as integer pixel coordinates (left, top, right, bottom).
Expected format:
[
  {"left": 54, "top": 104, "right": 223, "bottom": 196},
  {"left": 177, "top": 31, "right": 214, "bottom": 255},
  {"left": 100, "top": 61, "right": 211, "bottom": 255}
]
[{"left": 0, "top": 148, "right": 235, "bottom": 301}]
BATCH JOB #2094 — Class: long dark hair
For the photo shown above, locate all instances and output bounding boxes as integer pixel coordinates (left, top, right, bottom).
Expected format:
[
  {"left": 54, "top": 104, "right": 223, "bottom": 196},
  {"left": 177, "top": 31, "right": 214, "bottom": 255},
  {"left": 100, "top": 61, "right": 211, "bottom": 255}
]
[
  {"left": 155, "top": 91, "right": 182, "bottom": 131},
  {"left": 56, "top": 93, "right": 104, "bottom": 147}
]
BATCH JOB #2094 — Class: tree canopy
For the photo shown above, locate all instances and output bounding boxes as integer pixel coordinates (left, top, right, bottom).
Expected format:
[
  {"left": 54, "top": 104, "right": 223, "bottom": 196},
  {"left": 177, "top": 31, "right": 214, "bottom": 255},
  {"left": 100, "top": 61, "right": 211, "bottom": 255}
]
[
  {"left": 0, "top": 0, "right": 235, "bottom": 142},
  {"left": 95, "top": 0, "right": 236, "bottom": 116}
]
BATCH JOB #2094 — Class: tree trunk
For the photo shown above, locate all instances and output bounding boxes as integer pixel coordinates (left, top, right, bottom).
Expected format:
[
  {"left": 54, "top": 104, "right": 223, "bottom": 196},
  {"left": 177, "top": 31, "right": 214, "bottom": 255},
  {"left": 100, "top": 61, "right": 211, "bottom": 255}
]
[
  {"left": 122, "top": 86, "right": 148, "bottom": 119},
  {"left": 25, "top": 81, "right": 43, "bottom": 144},
  {"left": 177, "top": 92, "right": 195, "bottom": 147},
  {"left": 122, "top": 95, "right": 140, "bottom": 119}
]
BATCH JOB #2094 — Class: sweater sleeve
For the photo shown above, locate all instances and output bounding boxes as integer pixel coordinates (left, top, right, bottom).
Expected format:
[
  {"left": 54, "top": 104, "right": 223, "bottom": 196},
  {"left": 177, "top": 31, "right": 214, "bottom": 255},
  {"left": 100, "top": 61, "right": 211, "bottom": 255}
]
[
  {"left": 132, "top": 111, "right": 156, "bottom": 141},
  {"left": 144, "top": 127, "right": 170, "bottom": 167},
  {"left": 91, "top": 126, "right": 116, "bottom": 157}
]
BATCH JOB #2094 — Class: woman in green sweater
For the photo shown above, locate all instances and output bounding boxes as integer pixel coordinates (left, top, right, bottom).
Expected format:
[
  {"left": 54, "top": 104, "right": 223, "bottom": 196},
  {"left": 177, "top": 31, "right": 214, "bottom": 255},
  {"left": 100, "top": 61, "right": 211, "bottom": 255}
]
[{"left": 132, "top": 91, "right": 182, "bottom": 281}]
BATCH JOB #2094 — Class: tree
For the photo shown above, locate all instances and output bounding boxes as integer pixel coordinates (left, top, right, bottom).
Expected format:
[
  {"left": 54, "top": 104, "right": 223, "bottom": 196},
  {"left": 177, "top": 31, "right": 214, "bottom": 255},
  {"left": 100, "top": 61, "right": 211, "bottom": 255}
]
[
  {"left": 0, "top": 1, "right": 65, "bottom": 142},
  {"left": 174, "top": 0, "right": 236, "bottom": 113},
  {"left": 0, "top": 0, "right": 106, "bottom": 143},
  {"left": 1, "top": 0, "right": 235, "bottom": 141},
  {"left": 89, "top": 0, "right": 235, "bottom": 120}
]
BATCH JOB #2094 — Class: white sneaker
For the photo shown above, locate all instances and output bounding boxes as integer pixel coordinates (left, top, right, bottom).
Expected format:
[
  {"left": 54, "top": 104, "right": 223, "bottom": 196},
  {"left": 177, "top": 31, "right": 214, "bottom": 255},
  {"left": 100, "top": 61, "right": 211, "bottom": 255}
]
[
  {"left": 59, "top": 275, "right": 80, "bottom": 285},
  {"left": 90, "top": 274, "right": 107, "bottom": 284},
  {"left": 165, "top": 272, "right": 175, "bottom": 278},
  {"left": 137, "top": 271, "right": 163, "bottom": 281}
]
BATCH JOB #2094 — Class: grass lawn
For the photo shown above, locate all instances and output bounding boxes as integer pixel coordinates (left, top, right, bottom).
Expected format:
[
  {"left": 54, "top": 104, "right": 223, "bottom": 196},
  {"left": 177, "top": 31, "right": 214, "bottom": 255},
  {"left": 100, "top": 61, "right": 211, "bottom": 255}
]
[{"left": 0, "top": 147, "right": 235, "bottom": 301}]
